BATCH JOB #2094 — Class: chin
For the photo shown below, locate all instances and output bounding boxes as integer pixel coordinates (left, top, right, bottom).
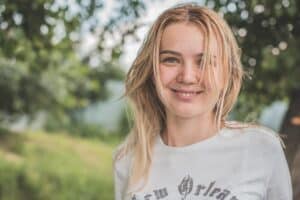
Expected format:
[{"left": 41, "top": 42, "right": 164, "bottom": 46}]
[
  {"left": 172, "top": 109, "right": 205, "bottom": 119},
  {"left": 175, "top": 113, "right": 199, "bottom": 119},
  {"left": 167, "top": 103, "right": 215, "bottom": 119}
]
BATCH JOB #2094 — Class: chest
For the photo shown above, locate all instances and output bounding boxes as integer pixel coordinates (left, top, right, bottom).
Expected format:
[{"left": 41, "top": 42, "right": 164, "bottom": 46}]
[{"left": 126, "top": 148, "right": 269, "bottom": 200}]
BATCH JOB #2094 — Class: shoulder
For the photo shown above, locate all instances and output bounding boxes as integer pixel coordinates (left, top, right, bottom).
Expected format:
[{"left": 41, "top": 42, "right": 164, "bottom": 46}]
[
  {"left": 239, "top": 126, "right": 284, "bottom": 150},
  {"left": 113, "top": 144, "right": 134, "bottom": 199},
  {"left": 223, "top": 124, "right": 285, "bottom": 156},
  {"left": 227, "top": 125, "right": 286, "bottom": 162},
  {"left": 224, "top": 125, "right": 287, "bottom": 174},
  {"left": 113, "top": 143, "right": 133, "bottom": 178},
  {"left": 224, "top": 121, "right": 283, "bottom": 144}
]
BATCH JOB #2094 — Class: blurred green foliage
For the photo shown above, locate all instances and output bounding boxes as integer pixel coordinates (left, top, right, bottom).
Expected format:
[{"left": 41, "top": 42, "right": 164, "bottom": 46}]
[
  {"left": 0, "top": 0, "right": 146, "bottom": 126},
  {"left": 0, "top": 128, "right": 116, "bottom": 200},
  {"left": 45, "top": 117, "right": 125, "bottom": 145},
  {"left": 206, "top": 0, "right": 300, "bottom": 120},
  {"left": 1, "top": 0, "right": 299, "bottom": 199}
]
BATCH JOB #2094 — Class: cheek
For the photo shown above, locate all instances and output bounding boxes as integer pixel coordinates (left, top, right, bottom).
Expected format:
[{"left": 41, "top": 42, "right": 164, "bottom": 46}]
[
  {"left": 159, "top": 65, "right": 178, "bottom": 85},
  {"left": 205, "top": 67, "right": 224, "bottom": 91},
  {"left": 215, "top": 69, "right": 225, "bottom": 91}
]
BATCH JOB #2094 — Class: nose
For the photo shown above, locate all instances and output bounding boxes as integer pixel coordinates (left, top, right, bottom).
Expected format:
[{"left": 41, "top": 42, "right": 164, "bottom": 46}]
[{"left": 177, "top": 61, "right": 199, "bottom": 84}]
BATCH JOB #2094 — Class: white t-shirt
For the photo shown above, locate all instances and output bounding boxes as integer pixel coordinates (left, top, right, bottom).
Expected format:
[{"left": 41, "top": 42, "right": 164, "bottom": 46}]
[{"left": 113, "top": 127, "right": 293, "bottom": 200}]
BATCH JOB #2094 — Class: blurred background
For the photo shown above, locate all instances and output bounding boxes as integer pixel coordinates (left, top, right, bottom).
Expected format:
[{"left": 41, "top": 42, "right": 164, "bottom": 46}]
[{"left": 0, "top": 0, "right": 299, "bottom": 199}]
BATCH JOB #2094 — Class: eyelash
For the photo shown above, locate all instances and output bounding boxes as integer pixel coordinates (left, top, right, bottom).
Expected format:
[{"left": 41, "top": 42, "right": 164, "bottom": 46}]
[
  {"left": 161, "top": 57, "right": 180, "bottom": 63},
  {"left": 160, "top": 57, "right": 216, "bottom": 67}
]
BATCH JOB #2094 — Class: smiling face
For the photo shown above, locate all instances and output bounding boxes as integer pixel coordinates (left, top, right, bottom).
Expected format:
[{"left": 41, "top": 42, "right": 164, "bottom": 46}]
[{"left": 156, "top": 22, "right": 224, "bottom": 120}]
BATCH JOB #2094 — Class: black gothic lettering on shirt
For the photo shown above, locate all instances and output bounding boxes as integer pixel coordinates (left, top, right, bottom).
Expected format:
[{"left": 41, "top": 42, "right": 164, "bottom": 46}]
[
  {"left": 153, "top": 188, "right": 168, "bottom": 199},
  {"left": 144, "top": 194, "right": 152, "bottom": 200},
  {"left": 203, "top": 181, "right": 216, "bottom": 196},
  {"left": 178, "top": 175, "right": 193, "bottom": 199},
  {"left": 194, "top": 184, "right": 206, "bottom": 195},
  {"left": 216, "top": 189, "right": 230, "bottom": 200},
  {"left": 209, "top": 187, "right": 221, "bottom": 197},
  {"left": 130, "top": 175, "right": 239, "bottom": 200}
]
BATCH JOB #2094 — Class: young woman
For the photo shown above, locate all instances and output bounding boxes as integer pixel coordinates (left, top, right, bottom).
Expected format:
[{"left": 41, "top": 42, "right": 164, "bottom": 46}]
[{"left": 113, "top": 3, "right": 292, "bottom": 200}]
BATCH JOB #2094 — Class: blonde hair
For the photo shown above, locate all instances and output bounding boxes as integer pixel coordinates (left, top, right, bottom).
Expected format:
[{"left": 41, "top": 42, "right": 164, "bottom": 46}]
[{"left": 114, "top": 3, "right": 245, "bottom": 194}]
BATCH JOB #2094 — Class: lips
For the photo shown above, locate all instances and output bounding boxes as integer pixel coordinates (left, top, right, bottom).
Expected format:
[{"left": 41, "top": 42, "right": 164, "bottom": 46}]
[
  {"left": 171, "top": 88, "right": 202, "bottom": 93},
  {"left": 171, "top": 88, "right": 203, "bottom": 100}
]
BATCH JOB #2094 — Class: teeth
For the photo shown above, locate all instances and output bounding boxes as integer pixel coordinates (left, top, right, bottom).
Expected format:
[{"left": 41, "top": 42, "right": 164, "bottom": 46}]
[{"left": 177, "top": 91, "right": 197, "bottom": 97}]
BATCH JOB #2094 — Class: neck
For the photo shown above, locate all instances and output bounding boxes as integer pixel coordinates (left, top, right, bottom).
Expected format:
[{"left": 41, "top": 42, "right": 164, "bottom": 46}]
[{"left": 161, "top": 112, "right": 220, "bottom": 147}]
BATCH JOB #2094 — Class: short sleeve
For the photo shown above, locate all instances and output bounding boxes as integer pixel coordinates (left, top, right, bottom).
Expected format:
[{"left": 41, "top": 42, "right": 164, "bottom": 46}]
[{"left": 265, "top": 136, "right": 293, "bottom": 200}]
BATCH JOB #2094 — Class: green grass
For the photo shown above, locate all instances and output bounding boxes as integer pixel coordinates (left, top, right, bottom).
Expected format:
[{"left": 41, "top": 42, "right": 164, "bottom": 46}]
[{"left": 0, "top": 129, "right": 119, "bottom": 200}]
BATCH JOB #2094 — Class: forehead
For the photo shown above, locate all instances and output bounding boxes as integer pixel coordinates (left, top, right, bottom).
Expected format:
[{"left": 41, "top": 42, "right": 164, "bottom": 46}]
[{"left": 160, "top": 22, "right": 219, "bottom": 56}]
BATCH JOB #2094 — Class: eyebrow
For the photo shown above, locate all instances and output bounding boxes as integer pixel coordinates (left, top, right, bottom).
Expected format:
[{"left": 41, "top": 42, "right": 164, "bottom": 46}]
[{"left": 159, "top": 50, "right": 204, "bottom": 57}]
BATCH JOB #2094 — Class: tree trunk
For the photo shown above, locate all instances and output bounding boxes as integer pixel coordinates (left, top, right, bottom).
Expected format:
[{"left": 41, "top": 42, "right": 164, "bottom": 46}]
[
  {"left": 291, "top": 146, "right": 300, "bottom": 200},
  {"left": 280, "top": 89, "right": 300, "bottom": 199}
]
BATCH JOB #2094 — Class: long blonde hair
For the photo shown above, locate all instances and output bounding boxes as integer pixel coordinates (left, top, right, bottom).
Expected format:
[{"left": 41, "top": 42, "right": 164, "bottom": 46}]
[{"left": 114, "top": 3, "right": 245, "bottom": 194}]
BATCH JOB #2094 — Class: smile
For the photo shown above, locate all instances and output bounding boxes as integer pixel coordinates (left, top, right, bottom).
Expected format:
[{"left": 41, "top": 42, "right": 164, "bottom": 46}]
[{"left": 171, "top": 89, "right": 203, "bottom": 100}]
